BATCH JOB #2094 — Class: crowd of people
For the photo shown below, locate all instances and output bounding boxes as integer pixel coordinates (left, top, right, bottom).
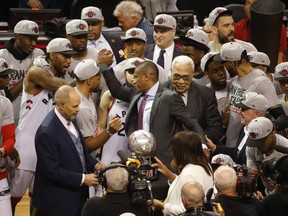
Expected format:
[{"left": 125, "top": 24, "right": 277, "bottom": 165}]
[{"left": 0, "top": 0, "right": 288, "bottom": 216}]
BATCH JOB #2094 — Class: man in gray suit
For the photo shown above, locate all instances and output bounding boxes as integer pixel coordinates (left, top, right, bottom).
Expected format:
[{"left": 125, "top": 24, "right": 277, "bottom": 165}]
[{"left": 102, "top": 60, "right": 205, "bottom": 169}]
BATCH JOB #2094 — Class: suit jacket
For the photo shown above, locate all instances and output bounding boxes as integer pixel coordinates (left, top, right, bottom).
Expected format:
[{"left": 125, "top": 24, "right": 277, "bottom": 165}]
[
  {"left": 32, "top": 110, "right": 97, "bottom": 216},
  {"left": 102, "top": 31, "right": 125, "bottom": 64},
  {"left": 164, "top": 80, "right": 224, "bottom": 143},
  {"left": 103, "top": 69, "right": 205, "bottom": 168},
  {"left": 144, "top": 43, "right": 182, "bottom": 61}
]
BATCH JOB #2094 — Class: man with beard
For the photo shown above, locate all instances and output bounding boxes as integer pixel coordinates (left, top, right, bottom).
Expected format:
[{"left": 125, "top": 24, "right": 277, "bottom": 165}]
[
  {"left": 65, "top": 19, "right": 99, "bottom": 81},
  {"left": 74, "top": 59, "right": 122, "bottom": 154},
  {"left": 207, "top": 7, "right": 256, "bottom": 54},
  {"left": 81, "top": 6, "right": 124, "bottom": 67},
  {"left": 0, "top": 20, "right": 44, "bottom": 125},
  {"left": 9, "top": 38, "right": 76, "bottom": 213},
  {"left": 213, "top": 42, "right": 287, "bottom": 149},
  {"left": 180, "top": 28, "right": 210, "bottom": 86},
  {"left": 201, "top": 52, "right": 230, "bottom": 126}
]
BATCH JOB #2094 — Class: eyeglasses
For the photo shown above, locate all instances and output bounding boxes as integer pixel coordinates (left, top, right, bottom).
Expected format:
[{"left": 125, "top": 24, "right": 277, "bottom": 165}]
[{"left": 172, "top": 74, "right": 192, "bottom": 82}]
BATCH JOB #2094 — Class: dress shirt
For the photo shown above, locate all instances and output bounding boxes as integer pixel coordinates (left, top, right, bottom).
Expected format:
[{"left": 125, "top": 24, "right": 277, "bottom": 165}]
[
  {"left": 55, "top": 108, "right": 78, "bottom": 138},
  {"left": 137, "top": 82, "right": 160, "bottom": 131},
  {"left": 153, "top": 43, "right": 175, "bottom": 75},
  {"left": 87, "top": 33, "right": 116, "bottom": 67}
]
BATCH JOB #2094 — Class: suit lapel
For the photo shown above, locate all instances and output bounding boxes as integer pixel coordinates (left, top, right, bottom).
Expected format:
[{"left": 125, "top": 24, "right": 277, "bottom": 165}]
[
  {"left": 53, "top": 112, "right": 83, "bottom": 166},
  {"left": 187, "top": 85, "right": 198, "bottom": 113}
]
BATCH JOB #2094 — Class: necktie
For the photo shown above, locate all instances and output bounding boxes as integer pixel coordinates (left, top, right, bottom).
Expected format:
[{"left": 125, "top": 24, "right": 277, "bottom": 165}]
[
  {"left": 157, "top": 49, "right": 166, "bottom": 68},
  {"left": 137, "top": 94, "right": 148, "bottom": 129}
]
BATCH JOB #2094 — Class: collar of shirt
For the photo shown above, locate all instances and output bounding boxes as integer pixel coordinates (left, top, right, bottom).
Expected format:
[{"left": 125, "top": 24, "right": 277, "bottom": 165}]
[
  {"left": 54, "top": 108, "right": 78, "bottom": 137},
  {"left": 88, "top": 33, "right": 105, "bottom": 47},
  {"left": 146, "top": 81, "right": 159, "bottom": 98}
]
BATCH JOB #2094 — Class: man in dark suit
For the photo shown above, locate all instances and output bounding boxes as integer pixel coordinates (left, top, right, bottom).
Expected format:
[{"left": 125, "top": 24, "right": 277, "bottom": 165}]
[
  {"left": 144, "top": 14, "right": 182, "bottom": 76},
  {"left": 81, "top": 6, "right": 124, "bottom": 66},
  {"left": 32, "top": 86, "right": 99, "bottom": 216},
  {"left": 164, "top": 55, "right": 224, "bottom": 144},
  {"left": 102, "top": 60, "right": 205, "bottom": 169}
]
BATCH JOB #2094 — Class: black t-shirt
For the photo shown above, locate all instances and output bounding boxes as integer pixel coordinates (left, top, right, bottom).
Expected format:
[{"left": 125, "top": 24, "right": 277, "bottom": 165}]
[
  {"left": 212, "top": 195, "right": 266, "bottom": 216},
  {"left": 262, "top": 188, "right": 288, "bottom": 216},
  {"left": 81, "top": 192, "right": 149, "bottom": 216}
]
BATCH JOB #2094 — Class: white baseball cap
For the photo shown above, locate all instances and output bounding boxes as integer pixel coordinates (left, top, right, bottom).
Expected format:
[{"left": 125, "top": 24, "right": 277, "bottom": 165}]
[
  {"left": 123, "top": 58, "right": 144, "bottom": 71},
  {"left": 213, "top": 42, "right": 246, "bottom": 62},
  {"left": 208, "top": 7, "right": 233, "bottom": 26},
  {"left": 14, "top": 20, "right": 39, "bottom": 36},
  {"left": 0, "top": 58, "right": 16, "bottom": 75},
  {"left": 74, "top": 59, "right": 106, "bottom": 80},
  {"left": 154, "top": 14, "right": 177, "bottom": 29},
  {"left": 246, "top": 117, "right": 273, "bottom": 147},
  {"left": 124, "top": 28, "right": 147, "bottom": 43},
  {"left": 81, "top": 6, "right": 104, "bottom": 21},
  {"left": 211, "top": 154, "right": 235, "bottom": 167},
  {"left": 248, "top": 51, "right": 270, "bottom": 66},
  {"left": 274, "top": 62, "right": 288, "bottom": 80},
  {"left": 66, "top": 19, "right": 89, "bottom": 36},
  {"left": 200, "top": 51, "right": 218, "bottom": 72},
  {"left": 238, "top": 92, "right": 268, "bottom": 112},
  {"left": 183, "top": 28, "right": 209, "bottom": 46},
  {"left": 46, "top": 38, "right": 77, "bottom": 55}
]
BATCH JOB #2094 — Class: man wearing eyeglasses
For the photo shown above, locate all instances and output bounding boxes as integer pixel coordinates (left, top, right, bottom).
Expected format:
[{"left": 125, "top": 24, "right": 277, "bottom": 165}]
[{"left": 163, "top": 55, "right": 224, "bottom": 144}]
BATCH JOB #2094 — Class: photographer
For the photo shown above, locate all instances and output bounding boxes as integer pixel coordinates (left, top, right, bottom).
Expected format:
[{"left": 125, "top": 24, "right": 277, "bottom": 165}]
[
  {"left": 262, "top": 155, "right": 288, "bottom": 216},
  {"left": 81, "top": 164, "right": 149, "bottom": 216},
  {"left": 179, "top": 181, "right": 220, "bottom": 216},
  {"left": 212, "top": 166, "right": 266, "bottom": 216}
]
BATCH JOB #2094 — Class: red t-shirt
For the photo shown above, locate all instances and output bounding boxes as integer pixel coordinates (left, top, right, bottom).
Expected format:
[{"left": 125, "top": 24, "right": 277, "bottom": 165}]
[{"left": 235, "top": 17, "right": 287, "bottom": 52}]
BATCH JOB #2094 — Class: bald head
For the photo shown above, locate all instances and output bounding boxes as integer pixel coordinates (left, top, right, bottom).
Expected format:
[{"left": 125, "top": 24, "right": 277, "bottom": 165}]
[
  {"left": 55, "top": 85, "right": 80, "bottom": 121},
  {"left": 135, "top": 61, "right": 159, "bottom": 79},
  {"left": 214, "top": 165, "right": 237, "bottom": 194},
  {"left": 181, "top": 181, "right": 205, "bottom": 208},
  {"left": 55, "top": 85, "right": 77, "bottom": 104}
]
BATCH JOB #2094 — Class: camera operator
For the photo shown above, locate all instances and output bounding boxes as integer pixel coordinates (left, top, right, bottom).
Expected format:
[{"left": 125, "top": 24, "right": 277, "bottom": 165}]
[
  {"left": 262, "top": 155, "right": 288, "bottom": 216},
  {"left": 212, "top": 165, "right": 266, "bottom": 216},
  {"left": 179, "top": 181, "right": 220, "bottom": 216},
  {"left": 81, "top": 164, "right": 149, "bottom": 216}
]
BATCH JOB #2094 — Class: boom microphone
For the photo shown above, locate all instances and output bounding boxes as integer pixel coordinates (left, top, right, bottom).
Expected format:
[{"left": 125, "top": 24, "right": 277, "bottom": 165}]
[{"left": 117, "top": 150, "right": 140, "bottom": 173}]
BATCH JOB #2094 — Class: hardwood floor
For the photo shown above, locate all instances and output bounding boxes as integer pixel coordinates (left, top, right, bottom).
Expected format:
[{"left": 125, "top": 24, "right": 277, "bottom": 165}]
[{"left": 15, "top": 191, "right": 30, "bottom": 216}]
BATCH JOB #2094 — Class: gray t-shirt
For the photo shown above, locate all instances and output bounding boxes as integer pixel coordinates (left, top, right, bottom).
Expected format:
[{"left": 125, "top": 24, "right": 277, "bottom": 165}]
[{"left": 225, "top": 69, "right": 280, "bottom": 147}]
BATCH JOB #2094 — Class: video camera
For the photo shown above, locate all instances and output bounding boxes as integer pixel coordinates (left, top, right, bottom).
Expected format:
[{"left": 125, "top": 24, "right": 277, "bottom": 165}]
[
  {"left": 236, "top": 165, "right": 258, "bottom": 200},
  {"left": 117, "top": 150, "right": 154, "bottom": 205}
]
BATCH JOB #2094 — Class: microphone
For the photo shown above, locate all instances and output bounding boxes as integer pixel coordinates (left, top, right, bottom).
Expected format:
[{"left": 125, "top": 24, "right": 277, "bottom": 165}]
[
  {"left": 117, "top": 150, "right": 140, "bottom": 173},
  {"left": 206, "top": 188, "right": 214, "bottom": 202},
  {"left": 275, "top": 145, "right": 288, "bottom": 154}
]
